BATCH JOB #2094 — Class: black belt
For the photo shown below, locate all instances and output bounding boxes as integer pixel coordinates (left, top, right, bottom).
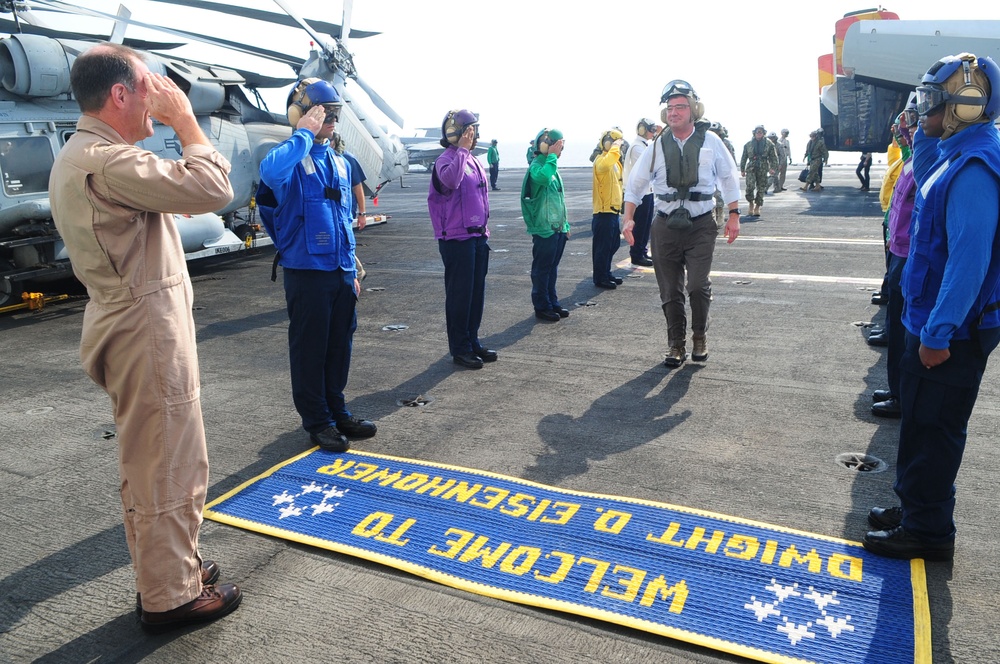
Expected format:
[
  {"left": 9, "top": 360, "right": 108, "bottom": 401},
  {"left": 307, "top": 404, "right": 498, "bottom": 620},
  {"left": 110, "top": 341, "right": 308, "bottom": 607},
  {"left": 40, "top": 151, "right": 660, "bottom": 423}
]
[{"left": 466, "top": 226, "right": 486, "bottom": 234}]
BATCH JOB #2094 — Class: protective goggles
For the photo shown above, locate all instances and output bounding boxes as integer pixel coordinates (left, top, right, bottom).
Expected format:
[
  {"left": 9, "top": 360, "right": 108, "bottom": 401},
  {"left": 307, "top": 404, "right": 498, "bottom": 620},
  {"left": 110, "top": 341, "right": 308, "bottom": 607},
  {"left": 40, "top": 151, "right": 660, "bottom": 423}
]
[
  {"left": 660, "top": 79, "right": 695, "bottom": 104},
  {"left": 318, "top": 104, "right": 341, "bottom": 123},
  {"left": 915, "top": 85, "right": 986, "bottom": 116},
  {"left": 915, "top": 86, "right": 946, "bottom": 116}
]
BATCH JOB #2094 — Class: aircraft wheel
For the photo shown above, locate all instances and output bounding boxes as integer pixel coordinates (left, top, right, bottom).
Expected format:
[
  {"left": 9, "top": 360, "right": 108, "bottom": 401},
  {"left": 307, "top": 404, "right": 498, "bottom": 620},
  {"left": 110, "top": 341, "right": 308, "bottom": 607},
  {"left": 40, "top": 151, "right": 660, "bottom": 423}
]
[
  {"left": 234, "top": 224, "right": 254, "bottom": 243},
  {"left": 0, "top": 264, "right": 23, "bottom": 308}
]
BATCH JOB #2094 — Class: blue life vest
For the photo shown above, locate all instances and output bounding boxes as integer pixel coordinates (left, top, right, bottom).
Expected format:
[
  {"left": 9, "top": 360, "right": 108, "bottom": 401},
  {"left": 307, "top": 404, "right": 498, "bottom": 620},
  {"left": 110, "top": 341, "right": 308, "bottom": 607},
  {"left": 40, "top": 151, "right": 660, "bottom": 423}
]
[
  {"left": 261, "top": 149, "right": 355, "bottom": 274},
  {"left": 902, "top": 123, "right": 1000, "bottom": 340}
]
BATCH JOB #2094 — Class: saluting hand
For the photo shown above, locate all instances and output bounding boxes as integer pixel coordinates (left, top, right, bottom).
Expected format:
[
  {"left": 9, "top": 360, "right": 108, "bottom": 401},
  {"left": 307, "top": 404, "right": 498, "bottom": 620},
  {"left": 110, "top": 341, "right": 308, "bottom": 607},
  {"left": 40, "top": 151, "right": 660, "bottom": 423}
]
[
  {"left": 458, "top": 125, "right": 476, "bottom": 151},
  {"left": 297, "top": 105, "right": 325, "bottom": 136},
  {"left": 143, "top": 73, "right": 194, "bottom": 127}
]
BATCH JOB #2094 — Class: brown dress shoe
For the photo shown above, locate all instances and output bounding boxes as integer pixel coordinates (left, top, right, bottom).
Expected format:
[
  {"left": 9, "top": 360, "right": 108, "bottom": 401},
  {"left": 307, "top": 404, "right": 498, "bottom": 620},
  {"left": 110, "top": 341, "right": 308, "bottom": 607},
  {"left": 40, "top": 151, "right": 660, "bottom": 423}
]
[
  {"left": 136, "top": 559, "right": 220, "bottom": 614},
  {"left": 691, "top": 336, "right": 708, "bottom": 362},
  {"left": 664, "top": 345, "right": 687, "bottom": 368},
  {"left": 140, "top": 583, "right": 242, "bottom": 632}
]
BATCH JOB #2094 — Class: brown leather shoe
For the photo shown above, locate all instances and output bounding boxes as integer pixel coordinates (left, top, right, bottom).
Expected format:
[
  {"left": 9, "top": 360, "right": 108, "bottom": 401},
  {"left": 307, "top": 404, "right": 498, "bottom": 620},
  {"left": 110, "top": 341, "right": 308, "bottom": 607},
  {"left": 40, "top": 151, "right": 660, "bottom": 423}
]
[
  {"left": 664, "top": 345, "right": 687, "bottom": 368},
  {"left": 691, "top": 336, "right": 708, "bottom": 362},
  {"left": 136, "top": 560, "right": 220, "bottom": 614},
  {"left": 140, "top": 583, "right": 242, "bottom": 632}
]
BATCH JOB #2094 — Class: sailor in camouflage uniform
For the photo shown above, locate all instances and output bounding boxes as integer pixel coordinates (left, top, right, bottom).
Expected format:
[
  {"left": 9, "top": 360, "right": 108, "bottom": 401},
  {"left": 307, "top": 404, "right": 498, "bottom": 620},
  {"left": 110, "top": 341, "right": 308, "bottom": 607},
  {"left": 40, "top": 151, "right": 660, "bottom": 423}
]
[
  {"left": 801, "top": 129, "right": 829, "bottom": 191},
  {"left": 739, "top": 125, "right": 778, "bottom": 216}
]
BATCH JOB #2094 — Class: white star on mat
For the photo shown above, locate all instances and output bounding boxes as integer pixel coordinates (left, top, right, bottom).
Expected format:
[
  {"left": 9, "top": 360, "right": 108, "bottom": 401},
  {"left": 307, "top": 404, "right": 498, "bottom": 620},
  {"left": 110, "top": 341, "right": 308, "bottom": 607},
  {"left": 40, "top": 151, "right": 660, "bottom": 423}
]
[
  {"left": 747, "top": 578, "right": 855, "bottom": 647},
  {"left": 272, "top": 490, "right": 296, "bottom": 506},
  {"left": 278, "top": 503, "right": 303, "bottom": 519},
  {"left": 270, "top": 484, "right": 347, "bottom": 520},
  {"left": 777, "top": 618, "right": 816, "bottom": 646},
  {"left": 803, "top": 587, "right": 839, "bottom": 611},
  {"left": 744, "top": 596, "right": 782, "bottom": 622},
  {"left": 310, "top": 501, "right": 338, "bottom": 516},
  {"left": 323, "top": 486, "right": 348, "bottom": 500},
  {"left": 765, "top": 579, "right": 800, "bottom": 602},
  {"left": 816, "top": 611, "right": 855, "bottom": 638}
]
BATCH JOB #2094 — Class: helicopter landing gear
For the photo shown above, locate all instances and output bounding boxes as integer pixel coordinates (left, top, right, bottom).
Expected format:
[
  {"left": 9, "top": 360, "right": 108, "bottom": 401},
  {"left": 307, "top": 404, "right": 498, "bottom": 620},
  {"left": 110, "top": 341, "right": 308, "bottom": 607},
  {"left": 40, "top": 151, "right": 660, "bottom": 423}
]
[
  {"left": 233, "top": 224, "right": 254, "bottom": 244},
  {"left": 0, "top": 261, "right": 23, "bottom": 309}
]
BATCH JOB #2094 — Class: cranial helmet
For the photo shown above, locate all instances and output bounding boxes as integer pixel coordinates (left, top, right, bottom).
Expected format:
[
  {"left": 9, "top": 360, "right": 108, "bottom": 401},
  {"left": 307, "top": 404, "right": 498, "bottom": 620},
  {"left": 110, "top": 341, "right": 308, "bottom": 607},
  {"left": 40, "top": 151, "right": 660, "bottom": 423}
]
[
  {"left": 659, "top": 79, "right": 704, "bottom": 122},
  {"left": 636, "top": 117, "right": 657, "bottom": 136},
  {"left": 767, "top": 132, "right": 777, "bottom": 141},
  {"left": 781, "top": 128, "right": 789, "bottom": 135},
  {"left": 601, "top": 127, "right": 624, "bottom": 150},
  {"left": 916, "top": 53, "right": 1000, "bottom": 138},
  {"left": 441, "top": 109, "right": 480, "bottom": 147},
  {"left": 899, "top": 91, "right": 919, "bottom": 137},
  {"left": 286, "top": 78, "right": 342, "bottom": 127},
  {"left": 535, "top": 128, "right": 564, "bottom": 155},
  {"left": 753, "top": 124, "right": 766, "bottom": 135}
]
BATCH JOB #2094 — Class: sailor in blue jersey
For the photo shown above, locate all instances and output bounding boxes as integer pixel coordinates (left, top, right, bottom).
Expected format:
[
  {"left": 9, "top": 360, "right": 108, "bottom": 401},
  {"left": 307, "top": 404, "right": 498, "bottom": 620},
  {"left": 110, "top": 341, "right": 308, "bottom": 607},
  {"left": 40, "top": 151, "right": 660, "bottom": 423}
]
[
  {"left": 864, "top": 54, "right": 1000, "bottom": 561},
  {"left": 259, "top": 79, "right": 377, "bottom": 453}
]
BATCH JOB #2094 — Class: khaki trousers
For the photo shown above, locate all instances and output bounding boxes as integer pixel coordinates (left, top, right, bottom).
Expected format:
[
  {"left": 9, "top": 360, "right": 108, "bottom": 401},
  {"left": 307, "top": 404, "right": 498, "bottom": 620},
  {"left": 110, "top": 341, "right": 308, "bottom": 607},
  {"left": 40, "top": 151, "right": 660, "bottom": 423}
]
[
  {"left": 81, "top": 278, "right": 207, "bottom": 612},
  {"left": 649, "top": 211, "right": 719, "bottom": 347}
]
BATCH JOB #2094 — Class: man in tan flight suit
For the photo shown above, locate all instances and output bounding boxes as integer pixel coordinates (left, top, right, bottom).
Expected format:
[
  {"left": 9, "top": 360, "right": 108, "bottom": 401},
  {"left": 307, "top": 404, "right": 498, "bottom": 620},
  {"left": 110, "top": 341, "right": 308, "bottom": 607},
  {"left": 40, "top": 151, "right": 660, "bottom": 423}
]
[{"left": 49, "top": 43, "right": 242, "bottom": 630}]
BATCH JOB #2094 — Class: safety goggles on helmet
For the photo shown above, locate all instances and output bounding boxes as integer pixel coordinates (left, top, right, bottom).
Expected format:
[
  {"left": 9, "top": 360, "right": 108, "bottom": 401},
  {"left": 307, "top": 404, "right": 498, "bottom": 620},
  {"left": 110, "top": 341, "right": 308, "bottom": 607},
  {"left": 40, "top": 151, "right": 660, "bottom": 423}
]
[
  {"left": 660, "top": 79, "right": 696, "bottom": 104},
  {"left": 915, "top": 85, "right": 948, "bottom": 116},
  {"left": 319, "top": 104, "right": 340, "bottom": 124}
]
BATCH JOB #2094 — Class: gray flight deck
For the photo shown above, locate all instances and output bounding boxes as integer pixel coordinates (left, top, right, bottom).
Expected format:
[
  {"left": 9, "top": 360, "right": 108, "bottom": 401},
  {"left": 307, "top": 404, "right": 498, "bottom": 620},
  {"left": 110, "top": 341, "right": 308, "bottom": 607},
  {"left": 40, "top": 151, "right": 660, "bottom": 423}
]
[{"left": 2, "top": 166, "right": 998, "bottom": 663}]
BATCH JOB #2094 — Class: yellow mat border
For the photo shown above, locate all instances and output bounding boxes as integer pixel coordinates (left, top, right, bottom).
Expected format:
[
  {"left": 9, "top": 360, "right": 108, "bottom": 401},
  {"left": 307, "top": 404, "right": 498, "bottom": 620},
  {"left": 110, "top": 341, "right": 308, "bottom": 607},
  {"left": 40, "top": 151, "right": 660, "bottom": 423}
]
[{"left": 206, "top": 448, "right": 932, "bottom": 664}]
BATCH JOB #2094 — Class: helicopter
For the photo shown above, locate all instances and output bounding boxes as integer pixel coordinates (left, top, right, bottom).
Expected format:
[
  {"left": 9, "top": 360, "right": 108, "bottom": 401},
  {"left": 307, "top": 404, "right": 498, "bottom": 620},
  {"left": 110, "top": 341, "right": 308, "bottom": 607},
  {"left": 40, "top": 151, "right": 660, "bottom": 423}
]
[{"left": 0, "top": 0, "right": 409, "bottom": 308}]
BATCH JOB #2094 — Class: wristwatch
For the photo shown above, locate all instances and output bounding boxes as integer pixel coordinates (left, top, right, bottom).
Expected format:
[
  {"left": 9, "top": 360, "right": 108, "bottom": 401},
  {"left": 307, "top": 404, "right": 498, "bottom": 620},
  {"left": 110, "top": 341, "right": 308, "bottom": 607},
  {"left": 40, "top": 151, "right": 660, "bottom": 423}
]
[{"left": 728, "top": 209, "right": 741, "bottom": 216}]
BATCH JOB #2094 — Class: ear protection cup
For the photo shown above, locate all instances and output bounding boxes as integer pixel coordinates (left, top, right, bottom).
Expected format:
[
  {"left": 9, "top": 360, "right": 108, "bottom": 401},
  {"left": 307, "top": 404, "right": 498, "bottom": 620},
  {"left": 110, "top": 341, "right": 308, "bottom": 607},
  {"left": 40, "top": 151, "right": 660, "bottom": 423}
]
[
  {"left": 950, "top": 90, "right": 986, "bottom": 121},
  {"left": 952, "top": 60, "right": 987, "bottom": 122},
  {"left": 443, "top": 110, "right": 461, "bottom": 145},
  {"left": 536, "top": 129, "right": 551, "bottom": 155},
  {"left": 636, "top": 118, "right": 655, "bottom": 136},
  {"left": 952, "top": 90, "right": 986, "bottom": 122},
  {"left": 691, "top": 100, "right": 705, "bottom": 121},
  {"left": 286, "top": 77, "right": 324, "bottom": 127},
  {"left": 659, "top": 107, "right": 669, "bottom": 124}
]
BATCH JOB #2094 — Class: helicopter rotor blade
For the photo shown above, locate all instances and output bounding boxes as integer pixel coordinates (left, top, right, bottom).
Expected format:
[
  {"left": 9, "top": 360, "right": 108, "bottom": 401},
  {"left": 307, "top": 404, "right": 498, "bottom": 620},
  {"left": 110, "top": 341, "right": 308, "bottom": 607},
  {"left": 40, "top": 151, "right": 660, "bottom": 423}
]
[
  {"left": 26, "top": 0, "right": 305, "bottom": 69},
  {"left": 341, "top": 0, "right": 353, "bottom": 42},
  {"left": 0, "top": 16, "right": 186, "bottom": 49},
  {"left": 108, "top": 5, "right": 129, "bottom": 45},
  {"left": 353, "top": 75, "right": 403, "bottom": 128},
  {"left": 145, "top": 0, "right": 380, "bottom": 39},
  {"left": 271, "top": 0, "right": 333, "bottom": 53}
]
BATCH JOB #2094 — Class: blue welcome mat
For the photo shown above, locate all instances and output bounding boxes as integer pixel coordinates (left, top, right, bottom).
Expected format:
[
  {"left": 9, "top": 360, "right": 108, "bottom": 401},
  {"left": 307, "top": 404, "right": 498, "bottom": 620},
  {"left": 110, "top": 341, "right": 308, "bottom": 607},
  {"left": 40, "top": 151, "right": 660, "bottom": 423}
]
[{"left": 205, "top": 449, "right": 930, "bottom": 663}]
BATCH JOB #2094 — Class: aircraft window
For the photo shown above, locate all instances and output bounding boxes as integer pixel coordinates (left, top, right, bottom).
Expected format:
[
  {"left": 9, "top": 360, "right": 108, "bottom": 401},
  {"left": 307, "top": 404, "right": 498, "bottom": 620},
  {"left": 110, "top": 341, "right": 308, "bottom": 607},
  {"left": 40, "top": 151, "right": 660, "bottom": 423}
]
[{"left": 0, "top": 137, "right": 55, "bottom": 196}]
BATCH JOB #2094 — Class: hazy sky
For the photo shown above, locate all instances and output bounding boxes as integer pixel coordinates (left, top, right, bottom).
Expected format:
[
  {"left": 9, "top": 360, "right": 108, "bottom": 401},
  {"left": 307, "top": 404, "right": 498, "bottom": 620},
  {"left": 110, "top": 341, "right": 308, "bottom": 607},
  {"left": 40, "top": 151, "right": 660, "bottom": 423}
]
[{"left": 31, "top": 1, "right": 1000, "bottom": 167}]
